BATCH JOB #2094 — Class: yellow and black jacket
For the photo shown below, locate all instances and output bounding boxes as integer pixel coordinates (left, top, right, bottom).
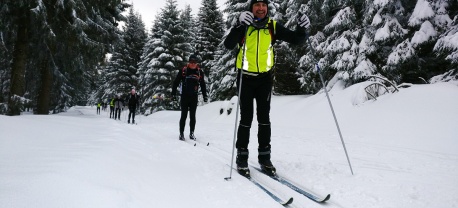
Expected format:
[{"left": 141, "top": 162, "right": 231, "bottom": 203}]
[{"left": 224, "top": 17, "right": 307, "bottom": 76}]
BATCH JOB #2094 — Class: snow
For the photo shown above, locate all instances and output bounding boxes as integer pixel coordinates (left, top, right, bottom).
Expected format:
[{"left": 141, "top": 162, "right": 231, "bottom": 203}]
[
  {"left": 374, "top": 21, "right": 391, "bottom": 41},
  {"left": 353, "top": 59, "right": 376, "bottom": 78},
  {"left": 324, "top": 7, "right": 354, "bottom": 32},
  {"left": 326, "top": 36, "right": 350, "bottom": 53},
  {"left": 373, "top": 0, "right": 392, "bottom": 8},
  {"left": 408, "top": 0, "right": 435, "bottom": 27},
  {"left": 371, "top": 11, "right": 383, "bottom": 26},
  {"left": 411, "top": 21, "right": 437, "bottom": 47},
  {"left": 1, "top": 81, "right": 458, "bottom": 208},
  {"left": 387, "top": 39, "right": 415, "bottom": 65}
]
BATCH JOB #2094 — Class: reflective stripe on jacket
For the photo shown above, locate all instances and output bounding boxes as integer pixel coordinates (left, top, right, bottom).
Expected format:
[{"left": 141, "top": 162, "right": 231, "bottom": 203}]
[{"left": 236, "top": 18, "right": 276, "bottom": 74}]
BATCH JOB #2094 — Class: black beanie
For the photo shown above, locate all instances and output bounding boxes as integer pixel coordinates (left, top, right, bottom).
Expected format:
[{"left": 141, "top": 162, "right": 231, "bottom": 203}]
[
  {"left": 189, "top": 54, "right": 198, "bottom": 62},
  {"left": 249, "top": 0, "right": 269, "bottom": 11}
]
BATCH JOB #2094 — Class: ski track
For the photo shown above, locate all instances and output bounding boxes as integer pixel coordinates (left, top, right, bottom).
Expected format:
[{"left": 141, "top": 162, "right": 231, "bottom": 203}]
[{"left": 2, "top": 82, "right": 458, "bottom": 208}]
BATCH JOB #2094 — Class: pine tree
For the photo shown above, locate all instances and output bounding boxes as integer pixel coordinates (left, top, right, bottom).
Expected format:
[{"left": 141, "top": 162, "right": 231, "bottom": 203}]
[
  {"left": 0, "top": 1, "right": 14, "bottom": 109},
  {"left": 180, "top": 4, "right": 197, "bottom": 51},
  {"left": 273, "top": 0, "right": 306, "bottom": 94},
  {"left": 2, "top": 0, "right": 128, "bottom": 115},
  {"left": 433, "top": 1, "right": 458, "bottom": 81},
  {"left": 96, "top": 7, "right": 147, "bottom": 103},
  {"left": 195, "top": 0, "right": 225, "bottom": 79},
  {"left": 209, "top": 0, "right": 249, "bottom": 101},
  {"left": 138, "top": 0, "right": 192, "bottom": 112}
]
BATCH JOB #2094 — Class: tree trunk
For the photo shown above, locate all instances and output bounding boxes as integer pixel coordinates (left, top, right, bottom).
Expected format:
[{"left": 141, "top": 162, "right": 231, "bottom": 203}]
[
  {"left": 36, "top": 58, "right": 52, "bottom": 115},
  {"left": 7, "top": 7, "right": 29, "bottom": 116}
]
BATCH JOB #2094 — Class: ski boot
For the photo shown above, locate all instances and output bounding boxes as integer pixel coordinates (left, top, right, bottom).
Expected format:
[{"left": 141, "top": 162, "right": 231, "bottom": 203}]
[
  {"left": 189, "top": 132, "right": 196, "bottom": 141},
  {"left": 236, "top": 148, "right": 250, "bottom": 178},
  {"left": 259, "top": 146, "right": 276, "bottom": 176},
  {"left": 179, "top": 133, "right": 185, "bottom": 141}
]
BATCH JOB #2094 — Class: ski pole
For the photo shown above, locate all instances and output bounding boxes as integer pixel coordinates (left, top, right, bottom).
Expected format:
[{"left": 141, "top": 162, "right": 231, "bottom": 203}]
[
  {"left": 306, "top": 32, "right": 354, "bottom": 175},
  {"left": 225, "top": 26, "right": 248, "bottom": 181}
]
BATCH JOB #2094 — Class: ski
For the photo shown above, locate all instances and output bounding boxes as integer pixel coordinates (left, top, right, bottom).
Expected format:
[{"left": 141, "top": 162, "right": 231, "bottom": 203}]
[
  {"left": 252, "top": 166, "right": 331, "bottom": 203},
  {"left": 188, "top": 137, "right": 210, "bottom": 146},
  {"left": 227, "top": 166, "right": 293, "bottom": 206},
  {"left": 246, "top": 176, "right": 293, "bottom": 206},
  {"left": 180, "top": 138, "right": 197, "bottom": 146}
]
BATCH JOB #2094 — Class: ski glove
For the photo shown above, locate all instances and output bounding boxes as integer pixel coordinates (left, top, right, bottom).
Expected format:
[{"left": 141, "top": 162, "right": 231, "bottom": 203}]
[
  {"left": 239, "top": 11, "right": 254, "bottom": 26},
  {"left": 297, "top": 13, "right": 311, "bottom": 29},
  {"left": 204, "top": 97, "right": 208, "bottom": 102}
]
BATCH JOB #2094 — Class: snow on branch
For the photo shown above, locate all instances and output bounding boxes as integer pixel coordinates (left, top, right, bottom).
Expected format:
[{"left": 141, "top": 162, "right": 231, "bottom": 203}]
[
  {"left": 375, "top": 18, "right": 408, "bottom": 42},
  {"left": 387, "top": 39, "right": 415, "bottom": 66},
  {"left": 326, "top": 36, "right": 350, "bottom": 54},
  {"left": 324, "top": 7, "right": 356, "bottom": 33},
  {"left": 411, "top": 21, "right": 438, "bottom": 48},
  {"left": 353, "top": 59, "right": 376, "bottom": 80},
  {"left": 408, "top": 0, "right": 435, "bottom": 27}
]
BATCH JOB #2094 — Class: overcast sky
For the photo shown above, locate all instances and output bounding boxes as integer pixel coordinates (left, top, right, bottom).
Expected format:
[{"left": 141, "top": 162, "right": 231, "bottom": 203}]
[{"left": 127, "top": 0, "right": 227, "bottom": 30}]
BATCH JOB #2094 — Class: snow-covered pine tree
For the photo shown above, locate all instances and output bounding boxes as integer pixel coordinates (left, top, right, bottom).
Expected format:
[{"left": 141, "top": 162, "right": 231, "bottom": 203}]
[
  {"left": 273, "top": 0, "right": 307, "bottom": 95},
  {"left": 362, "top": 0, "right": 411, "bottom": 83},
  {"left": 3, "top": 0, "right": 128, "bottom": 115},
  {"left": 430, "top": 1, "right": 458, "bottom": 83},
  {"left": 0, "top": 1, "right": 13, "bottom": 110},
  {"left": 180, "top": 4, "right": 197, "bottom": 54},
  {"left": 138, "top": 0, "right": 192, "bottom": 112},
  {"left": 432, "top": 0, "right": 458, "bottom": 82},
  {"left": 95, "top": 7, "right": 147, "bottom": 103},
  {"left": 297, "top": 0, "right": 362, "bottom": 92},
  {"left": 195, "top": 0, "right": 225, "bottom": 80},
  {"left": 209, "top": 0, "right": 249, "bottom": 101},
  {"left": 382, "top": 0, "right": 446, "bottom": 83}
]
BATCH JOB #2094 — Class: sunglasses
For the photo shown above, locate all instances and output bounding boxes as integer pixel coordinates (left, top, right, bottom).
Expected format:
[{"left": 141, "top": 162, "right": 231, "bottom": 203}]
[{"left": 189, "top": 61, "right": 197, "bottom": 64}]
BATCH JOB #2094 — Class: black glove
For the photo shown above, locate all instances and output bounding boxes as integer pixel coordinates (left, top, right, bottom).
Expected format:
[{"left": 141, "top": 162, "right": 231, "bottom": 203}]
[
  {"left": 238, "top": 11, "right": 254, "bottom": 26},
  {"left": 204, "top": 97, "right": 208, "bottom": 102},
  {"left": 297, "top": 13, "right": 311, "bottom": 29}
]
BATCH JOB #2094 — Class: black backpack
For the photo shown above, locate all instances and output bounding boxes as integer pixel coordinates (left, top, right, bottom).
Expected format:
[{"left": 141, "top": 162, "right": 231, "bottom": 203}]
[{"left": 181, "top": 66, "right": 203, "bottom": 96}]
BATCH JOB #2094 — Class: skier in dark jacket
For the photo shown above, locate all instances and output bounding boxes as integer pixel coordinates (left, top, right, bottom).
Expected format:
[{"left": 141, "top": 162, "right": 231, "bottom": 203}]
[
  {"left": 223, "top": 0, "right": 310, "bottom": 177},
  {"left": 171, "top": 54, "right": 208, "bottom": 141},
  {"left": 114, "top": 95, "right": 123, "bottom": 120},
  {"left": 127, "top": 89, "right": 139, "bottom": 124}
]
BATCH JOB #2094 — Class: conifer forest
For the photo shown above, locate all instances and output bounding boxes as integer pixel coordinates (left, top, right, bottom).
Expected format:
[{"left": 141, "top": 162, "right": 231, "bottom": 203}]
[{"left": 1, "top": 0, "right": 457, "bottom": 115}]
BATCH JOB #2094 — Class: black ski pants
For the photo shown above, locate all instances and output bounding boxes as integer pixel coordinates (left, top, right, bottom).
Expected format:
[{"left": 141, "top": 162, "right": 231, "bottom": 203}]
[
  {"left": 179, "top": 95, "right": 198, "bottom": 134},
  {"left": 128, "top": 106, "right": 136, "bottom": 122},
  {"left": 236, "top": 72, "right": 272, "bottom": 150},
  {"left": 110, "top": 106, "right": 114, "bottom": 118},
  {"left": 115, "top": 108, "right": 121, "bottom": 120}
]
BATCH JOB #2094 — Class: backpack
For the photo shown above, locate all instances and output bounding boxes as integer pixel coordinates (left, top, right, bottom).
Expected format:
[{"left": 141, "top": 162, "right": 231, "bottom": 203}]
[{"left": 181, "top": 66, "right": 203, "bottom": 96}]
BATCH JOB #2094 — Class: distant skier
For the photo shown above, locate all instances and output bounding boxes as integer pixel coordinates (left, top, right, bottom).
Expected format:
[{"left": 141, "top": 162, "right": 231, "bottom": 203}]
[
  {"left": 127, "top": 89, "right": 139, "bottom": 124},
  {"left": 96, "top": 102, "right": 101, "bottom": 115},
  {"left": 114, "top": 95, "right": 123, "bottom": 120},
  {"left": 109, "top": 97, "right": 115, "bottom": 118},
  {"left": 171, "top": 54, "right": 208, "bottom": 141}
]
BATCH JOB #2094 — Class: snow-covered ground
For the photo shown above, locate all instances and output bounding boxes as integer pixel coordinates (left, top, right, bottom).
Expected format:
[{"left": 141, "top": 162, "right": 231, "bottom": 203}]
[{"left": 1, "top": 81, "right": 458, "bottom": 208}]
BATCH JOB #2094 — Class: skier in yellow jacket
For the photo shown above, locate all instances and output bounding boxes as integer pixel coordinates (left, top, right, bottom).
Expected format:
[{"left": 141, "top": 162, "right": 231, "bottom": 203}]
[{"left": 224, "top": 0, "right": 311, "bottom": 177}]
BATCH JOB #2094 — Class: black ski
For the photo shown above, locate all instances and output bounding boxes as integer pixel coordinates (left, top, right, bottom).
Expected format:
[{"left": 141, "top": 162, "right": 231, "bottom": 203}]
[
  {"left": 227, "top": 166, "right": 293, "bottom": 206},
  {"left": 253, "top": 166, "right": 331, "bottom": 203},
  {"left": 247, "top": 176, "right": 293, "bottom": 206},
  {"left": 189, "top": 137, "right": 210, "bottom": 146}
]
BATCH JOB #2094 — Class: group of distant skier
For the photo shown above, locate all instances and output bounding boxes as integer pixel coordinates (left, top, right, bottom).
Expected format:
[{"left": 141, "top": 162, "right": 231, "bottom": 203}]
[{"left": 96, "top": 89, "right": 140, "bottom": 124}]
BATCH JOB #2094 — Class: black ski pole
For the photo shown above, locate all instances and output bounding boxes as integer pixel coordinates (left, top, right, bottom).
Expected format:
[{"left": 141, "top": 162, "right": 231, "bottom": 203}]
[
  {"left": 225, "top": 26, "right": 248, "bottom": 181},
  {"left": 306, "top": 32, "right": 354, "bottom": 175}
]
